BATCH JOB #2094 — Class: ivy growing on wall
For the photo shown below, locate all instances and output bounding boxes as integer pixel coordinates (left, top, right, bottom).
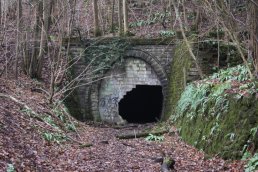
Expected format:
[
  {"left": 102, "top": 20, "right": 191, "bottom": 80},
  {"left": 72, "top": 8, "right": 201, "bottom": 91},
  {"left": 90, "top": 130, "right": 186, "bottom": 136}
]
[{"left": 84, "top": 38, "right": 131, "bottom": 76}]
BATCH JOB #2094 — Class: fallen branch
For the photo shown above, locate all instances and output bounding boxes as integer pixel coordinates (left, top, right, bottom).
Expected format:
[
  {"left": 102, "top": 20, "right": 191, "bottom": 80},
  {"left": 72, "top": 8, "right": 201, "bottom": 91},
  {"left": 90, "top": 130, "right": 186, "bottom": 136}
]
[
  {"left": 79, "top": 143, "right": 93, "bottom": 148},
  {"left": 0, "top": 93, "right": 44, "bottom": 122},
  {"left": 0, "top": 93, "right": 29, "bottom": 107},
  {"left": 112, "top": 124, "right": 138, "bottom": 129},
  {"left": 31, "top": 87, "right": 50, "bottom": 96},
  {"left": 116, "top": 129, "right": 169, "bottom": 139}
]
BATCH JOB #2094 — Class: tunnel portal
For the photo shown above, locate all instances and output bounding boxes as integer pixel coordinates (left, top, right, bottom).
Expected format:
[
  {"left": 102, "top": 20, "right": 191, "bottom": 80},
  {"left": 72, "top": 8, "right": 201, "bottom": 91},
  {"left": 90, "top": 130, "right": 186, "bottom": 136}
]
[
  {"left": 119, "top": 85, "right": 163, "bottom": 123},
  {"left": 98, "top": 58, "right": 165, "bottom": 124}
]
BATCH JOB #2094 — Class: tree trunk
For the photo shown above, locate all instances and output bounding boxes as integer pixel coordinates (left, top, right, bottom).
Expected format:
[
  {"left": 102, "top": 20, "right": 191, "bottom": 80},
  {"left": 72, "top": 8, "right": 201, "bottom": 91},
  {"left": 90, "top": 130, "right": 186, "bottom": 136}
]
[
  {"left": 161, "top": 0, "right": 167, "bottom": 29},
  {"left": 110, "top": 0, "right": 115, "bottom": 33},
  {"left": 37, "top": 0, "right": 50, "bottom": 78},
  {"left": 171, "top": 0, "right": 204, "bottom": 78},
  {"left": 22, "top": 32, "right": 29, "bottom": 74},
  {"left": 15, "top": 0, "right": 22, "bottom": 79},
  {"left": 182, "top": 0, "right": 189, "bottom": 31},
  {"left": 118, "top": 0, "right": 123, "bottom": 35},
  {"left": 29, "top": 1, "right": 43, "bottom": 78},
  {"left": 193, "top": 6, "right": 201, "bottom": 31},
  {"left": 48, "top": 0, "right": 55, "bottom": 31},
  {"left": 93, "top": 0, "right": 101, "bottom": 36},
  {"left": 68, "top": 0, "right": 77, "bottom": 36},
  {"left": 169, "top": 0, "right": 175, "bottom": 29},
  {"left": 251, "top": 0, "right": 258, "bottom": 78},
  {"left": 123, "top": 0, "right": 129, "bottom": 35},
  {"left": 0, "top": 0, "right": 2, "bottom": 25}
]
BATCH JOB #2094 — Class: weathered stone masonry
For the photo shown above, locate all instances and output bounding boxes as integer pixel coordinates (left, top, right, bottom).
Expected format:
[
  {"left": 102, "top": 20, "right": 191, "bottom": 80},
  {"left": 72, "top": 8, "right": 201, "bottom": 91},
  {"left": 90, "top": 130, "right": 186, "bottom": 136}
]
[
  {"left": 63, "top": 37, "right": 242, "bottom": 124},
  {"left": 99, "top": 58, "right": 162, "bottom": 123},
  {"left": 64, "top": 38, "right": 176, "bottom": 123}
]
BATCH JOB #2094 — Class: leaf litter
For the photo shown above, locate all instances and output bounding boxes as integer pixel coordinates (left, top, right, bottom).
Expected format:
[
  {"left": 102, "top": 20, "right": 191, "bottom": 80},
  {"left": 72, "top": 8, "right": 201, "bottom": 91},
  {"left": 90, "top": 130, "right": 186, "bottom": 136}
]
[{"left": 0, "top": 77, "right": 245, "bottom": 171}]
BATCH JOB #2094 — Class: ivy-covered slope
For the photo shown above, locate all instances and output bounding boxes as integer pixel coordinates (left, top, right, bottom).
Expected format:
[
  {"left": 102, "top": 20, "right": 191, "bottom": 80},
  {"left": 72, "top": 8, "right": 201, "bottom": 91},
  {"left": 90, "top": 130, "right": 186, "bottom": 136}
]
[{"left": 172, "top": 65, "right": 258, "bottom": 159}]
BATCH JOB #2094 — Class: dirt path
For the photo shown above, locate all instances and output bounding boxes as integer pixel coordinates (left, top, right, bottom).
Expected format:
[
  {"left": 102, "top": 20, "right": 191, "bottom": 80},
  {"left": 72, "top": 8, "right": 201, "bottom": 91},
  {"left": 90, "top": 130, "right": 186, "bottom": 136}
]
[
  {"left": 68, "top": 123, "right": 244, "bottom": 171},
  {"left": 32, "top": 123, "right": 243, "bottom": 172},
  {"left": 0, "top": 114, "right": 244, "bottom": 171}
]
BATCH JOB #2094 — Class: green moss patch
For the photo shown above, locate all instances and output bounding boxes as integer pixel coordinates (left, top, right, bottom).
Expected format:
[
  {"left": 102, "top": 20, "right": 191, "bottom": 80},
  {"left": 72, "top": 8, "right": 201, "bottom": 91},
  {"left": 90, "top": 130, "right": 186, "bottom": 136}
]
[
  {"left": 164, "top": 40, "right": 192, "bottom": 119},
  {"left": 173, "top": 65, "right": 258, "bottom": 159}
]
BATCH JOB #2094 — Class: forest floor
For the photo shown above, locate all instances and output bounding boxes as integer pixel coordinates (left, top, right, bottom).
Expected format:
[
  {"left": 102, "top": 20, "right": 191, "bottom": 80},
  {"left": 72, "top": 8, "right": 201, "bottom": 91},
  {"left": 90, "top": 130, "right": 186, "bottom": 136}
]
[{"left": 0, "top": 76, "right": 245, "bottom": 171}]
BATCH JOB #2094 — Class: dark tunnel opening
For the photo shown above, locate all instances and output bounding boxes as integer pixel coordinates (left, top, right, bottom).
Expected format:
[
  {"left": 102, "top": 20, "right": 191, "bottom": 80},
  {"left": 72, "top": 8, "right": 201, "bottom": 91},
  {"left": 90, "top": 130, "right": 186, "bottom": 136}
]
[{"left": 118, "top": 85, "right": 163, "bottom": 123}]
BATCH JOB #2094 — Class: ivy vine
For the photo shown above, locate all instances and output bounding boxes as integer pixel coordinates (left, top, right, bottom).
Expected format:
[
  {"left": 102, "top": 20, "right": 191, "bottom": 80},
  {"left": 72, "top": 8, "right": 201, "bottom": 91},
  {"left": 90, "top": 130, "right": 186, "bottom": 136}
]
[{"left": 84, "top": 38, "right": 131, "bottom": 75}]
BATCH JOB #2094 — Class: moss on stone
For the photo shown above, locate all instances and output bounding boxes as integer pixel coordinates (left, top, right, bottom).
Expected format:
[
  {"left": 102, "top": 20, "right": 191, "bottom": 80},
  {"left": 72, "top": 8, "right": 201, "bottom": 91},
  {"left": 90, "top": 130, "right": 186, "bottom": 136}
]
[
  {"left": 126, "top": 37, "right": 176, "bottom": 45},
  {"left": 173, "top": 64, "right": 258, "bottom": 159},
  {"left": 62, "top": 51, "right": 93, "bottom": 121},
  {"left": 176, "top": 94, "right": 258, "bottom": 159},
  {"left": 63, "top": 90, "right": 85, "bottom": 121},
  {"left": 164, "top": 41, "right": 192, "bottom": 119},
  {"left": 62, "top": 36, "right": 177, "bottom": 46}
]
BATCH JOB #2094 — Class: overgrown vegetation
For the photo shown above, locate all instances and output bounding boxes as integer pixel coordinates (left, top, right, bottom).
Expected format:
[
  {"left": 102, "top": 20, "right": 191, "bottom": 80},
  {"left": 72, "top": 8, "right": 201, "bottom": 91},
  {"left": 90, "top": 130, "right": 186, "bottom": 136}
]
[
  {"left": 164, "top": 40, "right": 192, "bottom": 119},
  {"left": 172, "top": 65, "right": 256, "bottom": 122},
  {"left": 244, "top": 153, "right": 258, "bottom": 172},
  {"left": 7, "top": 164, "right": 15, "bottom": 172},
  {"left": 64, "top": 38, "right": 131, "bottom": 120},
  {"left": 20, "top": 101, "right": 78, "bottom": 144},
  {"left": 145, "top": 133, "right": 164, "bottom": 142},
  {"left": 84, "top": 38, "right": 131, "bottom": 75},
  {"left": 1, "top": 0, "right": 257, "bottom": 171},
  {"left": 129, "top": 12, "right": 171, "bottom": 28},
  {"left": 197, "top": 40, "right": 243, "bottom": 72},
  {"left": 172, "top": 65, "right": 258, "bottom": 159}
]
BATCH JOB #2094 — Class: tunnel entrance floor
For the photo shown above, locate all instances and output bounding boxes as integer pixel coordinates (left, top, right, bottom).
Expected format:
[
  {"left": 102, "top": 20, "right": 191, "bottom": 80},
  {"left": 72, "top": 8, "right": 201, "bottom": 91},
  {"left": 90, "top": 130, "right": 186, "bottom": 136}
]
[{"left": 118, "top": 85, "right": 163, "bottom": 124}]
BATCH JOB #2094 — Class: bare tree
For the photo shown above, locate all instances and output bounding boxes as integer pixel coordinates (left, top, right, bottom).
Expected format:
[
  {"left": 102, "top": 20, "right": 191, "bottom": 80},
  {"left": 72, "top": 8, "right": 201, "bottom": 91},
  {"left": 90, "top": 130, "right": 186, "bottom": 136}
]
[
  {"left": 118, "top": 0, "right": 123, "bottom": 35},
  {"left": 48, "top": 0, "right": 56, "bottom": 31},
  {"left": 204, "top": 0, "right": 254, "bottom": 79},
  {"left": 37, "top": 0, "right": 50, "bottom": 78},
  {"left": 250, "top": 0, "right": 258, "bottom": 78},
  {"left": 93, "top": 0, "right": 101, "bottom": 36},
  {"left": 28, "top": 1, "right": 43, "bottom": 78},
  {"left": 109, "top": 0, "right": 115, "bottom": 33},
  {"left": 21, "top": 0, "right": 50, "bottom": 78},
  {"left": 0, "top": 0, "right": 2, "bottom": 24},
  {"left": 171, "top": 0, "right": 204, "bottom": 78},
  {"left": 15, "top": 0, "right": 22, "bottom": 79},
  {"left": 123, "top": 0, "right": 129, "bottom": 35}
]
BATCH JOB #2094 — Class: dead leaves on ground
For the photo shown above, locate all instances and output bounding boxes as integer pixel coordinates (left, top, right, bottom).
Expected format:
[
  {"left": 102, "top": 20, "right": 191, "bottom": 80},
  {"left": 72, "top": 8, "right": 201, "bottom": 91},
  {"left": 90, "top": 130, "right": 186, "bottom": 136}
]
[{"left": 0, "top": 77, "right": 245, "bottom": 171}]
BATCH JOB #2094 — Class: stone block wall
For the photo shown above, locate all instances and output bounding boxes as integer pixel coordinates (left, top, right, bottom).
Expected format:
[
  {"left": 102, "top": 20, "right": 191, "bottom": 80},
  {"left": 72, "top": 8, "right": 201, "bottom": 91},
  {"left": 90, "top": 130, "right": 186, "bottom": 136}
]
[
  {"left": 65, "top": 38, "right": 174, "bottom": 122},
  {"left": 63, "top": 38, "right": 210, "bottom": 123},
  {"left": 98, "top": 58, "right": 161, "bottom": 124},
  {"left": 64, "top": 38, "right": 239, "bottom": 123},
  {"left": 131, "top": 45, "right": 174, "bottom": 74}
]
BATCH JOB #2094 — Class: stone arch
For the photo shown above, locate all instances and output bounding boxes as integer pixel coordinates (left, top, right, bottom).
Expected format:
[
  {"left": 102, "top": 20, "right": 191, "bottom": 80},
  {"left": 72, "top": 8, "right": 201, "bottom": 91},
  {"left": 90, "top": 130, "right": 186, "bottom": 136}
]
[
  {"left": 124, "top": 49, "right": 168, "bottom": 87},
  {"left": 90, "top": 49, "right": 169, "bottom": 123}
]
